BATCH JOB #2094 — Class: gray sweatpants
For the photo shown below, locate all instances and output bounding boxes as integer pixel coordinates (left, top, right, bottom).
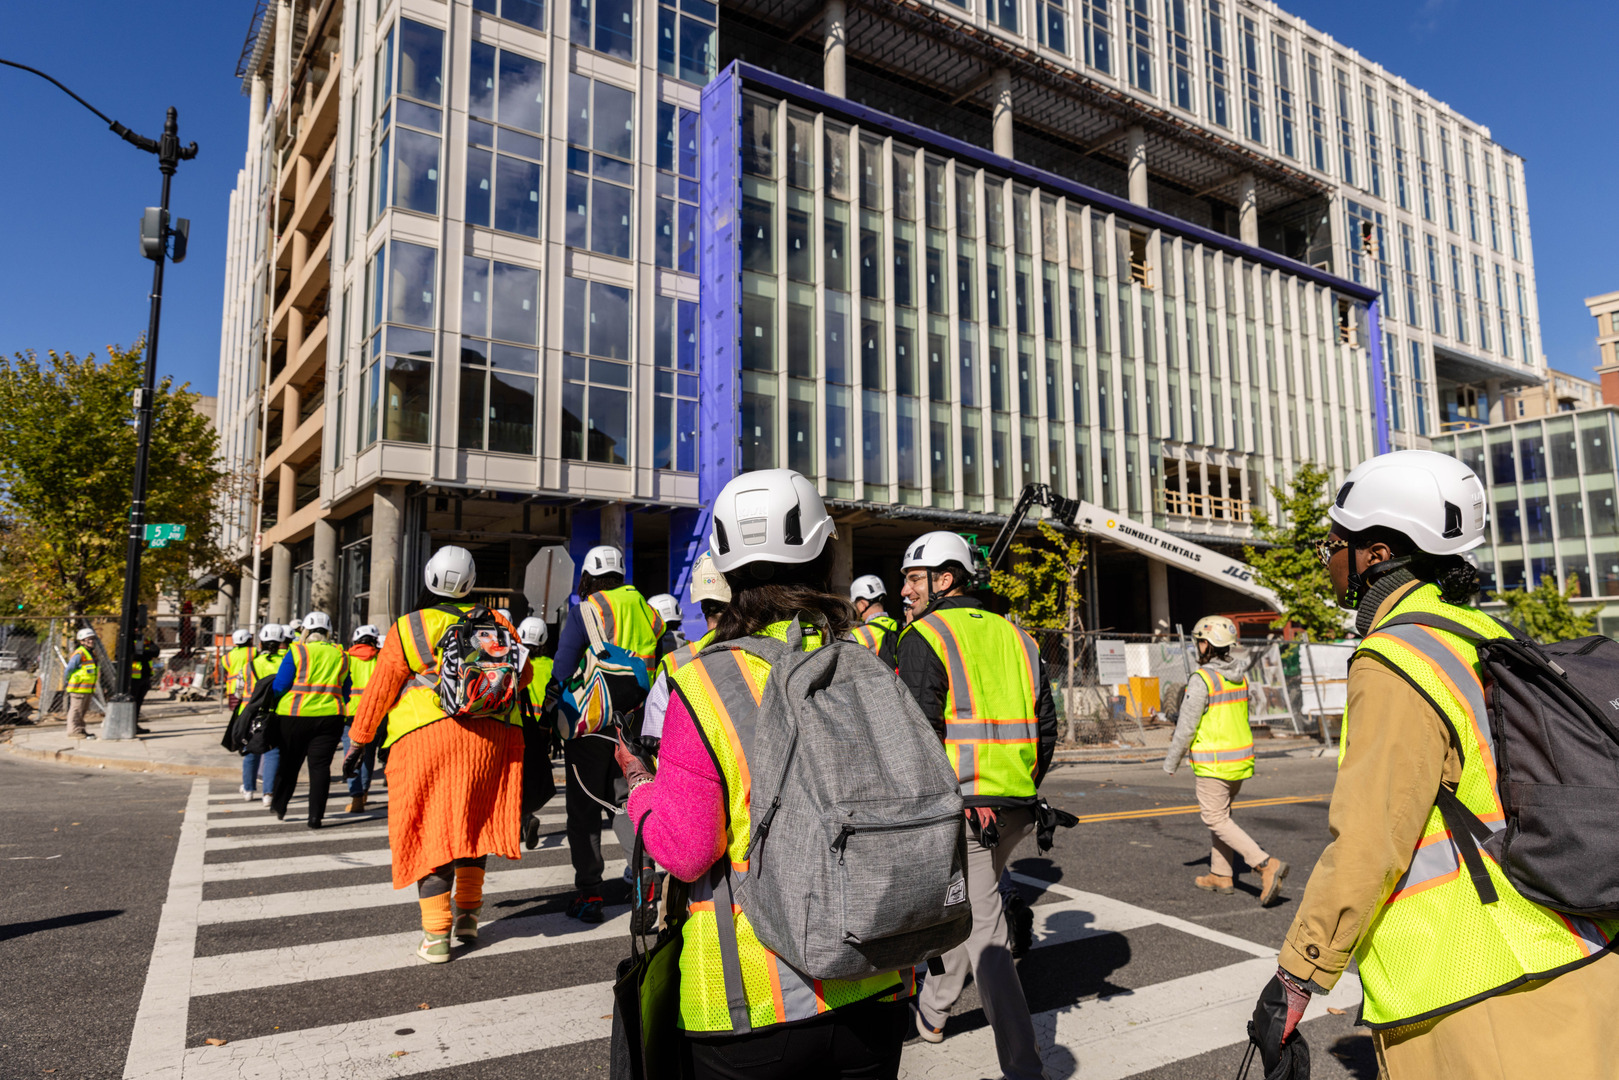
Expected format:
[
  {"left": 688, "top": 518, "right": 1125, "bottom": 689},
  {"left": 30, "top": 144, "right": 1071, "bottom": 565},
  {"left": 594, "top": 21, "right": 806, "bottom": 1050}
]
[{"left": 918, "top": 806, "right": 1049, "bottom": 1080}]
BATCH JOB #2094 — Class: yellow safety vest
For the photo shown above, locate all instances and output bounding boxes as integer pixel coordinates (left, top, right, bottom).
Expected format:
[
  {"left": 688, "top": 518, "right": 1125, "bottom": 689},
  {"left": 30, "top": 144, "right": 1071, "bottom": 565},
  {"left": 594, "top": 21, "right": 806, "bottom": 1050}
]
[
  {"left": 583, "top": 585, "right": 666, "bottom": 667},
  {"left": 345, "top": 648, "right": 379, "bottom": 719},
  {"left": 655, "top": 629, "right": 716, "bottom": 682},
  {"left": 224, "top": 645, "right": 253, "bottom": 696},
  {"left": 66, "top": 645, "right": 98, "bottom": 694},
  {"left": 1188, "top": 667, "right": 1254, "bottom": 781},
  {"left": 667, "top": 620, "right": 914, "bottom": 1034},
  {"left": 382, "top": 604, "right": 523, "bottom": 749},
  {"left": 850, "top": 613, "right": 899, "bottom": 658},
  {"left": 282, "top": 640, "right": 349, "bottom": 718},
  {"left": 901, "top": 606, "right": 1042, "bottom": 799},
  {"left": 525, "top": 656, "right": 554, "bottom": 710},
  {"left": 1349, "top": 583, "right": 1619, "bottom": 1028},
  {"left": 131, "top": 658, "right": 148, "bottom": 681},
  {"left": 246, "top": 649, "right": 282, "bottom": 696}
]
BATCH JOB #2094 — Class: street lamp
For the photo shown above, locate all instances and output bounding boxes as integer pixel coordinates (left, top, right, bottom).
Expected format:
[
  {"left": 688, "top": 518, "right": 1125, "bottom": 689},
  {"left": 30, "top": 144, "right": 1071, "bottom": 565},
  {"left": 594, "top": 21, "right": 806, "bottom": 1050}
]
[{"left": 0, "top": 60, "right": 198, "bottom": 741}]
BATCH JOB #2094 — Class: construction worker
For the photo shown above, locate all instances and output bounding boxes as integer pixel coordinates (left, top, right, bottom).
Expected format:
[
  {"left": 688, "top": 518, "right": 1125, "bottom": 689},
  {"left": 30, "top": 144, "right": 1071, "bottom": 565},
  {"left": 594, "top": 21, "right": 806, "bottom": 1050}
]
[
  {"left": 516, "top": 616, "right": 559, "bottom": 848},
  {"left": 895, "top": 530, "right": 1055, "bottom": 1080},
  {"left": 344, "top": 545, "right": 531, "bottom": 964},
  {"left": 266, "top": 611, "right": 350, "bottom": 828},
  {"left": 1163, "top": 615, "right": 1288, "bottom": 905},
  {"left": 342, "top": 624, "right": 383, "bottom": 813},
  {"left": 239, "top": 625, "right": 286, "bottom": 805},
  {"left": 546, "top": 544, "right": 669, "bottom": 924},
  {"left": 1248, "top": 450, "right": 1619, "bottom": 1079},
  {"left": 286, "top": 617, "right": 304, "bottom": 641},
  {"left": 62, "top": 627, "right": 100, "bottom": 739},
  {"left": 646, "top": 592, "right": 685, "bottom": 647},
  {"left": 616, "top": 469, "right": 915, "bottom": 1077},
  {"left": 224, "top": 629, "right": 254, "bottom": 710},
  {"left": 849, "top": 574, "right": 900, "bottom": 667},
  {"left": 130, "top": 636, "right": 159, "bottom": 716}
]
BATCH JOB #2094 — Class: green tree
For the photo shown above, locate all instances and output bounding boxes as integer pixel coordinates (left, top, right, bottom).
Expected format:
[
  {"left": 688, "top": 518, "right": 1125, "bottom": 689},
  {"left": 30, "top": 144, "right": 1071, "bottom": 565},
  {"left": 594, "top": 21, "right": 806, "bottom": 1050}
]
[
  {"left": 1244, "top": 462, "right": 1345, "bottom": 642},
  {"left": 0, "top": 345, "right": 225, "bottom": 620},
  {"left": 1493, "top": 574, "right": 1597, "bottom": 643},
  {"left": 989, "top": 519, "right": 1091, "bottom": 741}
]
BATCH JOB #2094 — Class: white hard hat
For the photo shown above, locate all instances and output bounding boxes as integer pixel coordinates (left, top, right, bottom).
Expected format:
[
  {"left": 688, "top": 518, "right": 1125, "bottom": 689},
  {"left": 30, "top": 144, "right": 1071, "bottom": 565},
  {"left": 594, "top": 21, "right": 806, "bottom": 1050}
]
[
  {"left": 902, "top": 531, "right": 979, "bottom": 573},
  {"left": 647, "top": 593, "right": 682, "bottom": 625},
  {"left": 75, "top": 628, "right": 96, "bottom": 642},
  {"left": 287, "top": 618, "right": 303, "bottom": 632},
  {"left": 516, "top": 616, "right": 549, "bottom": 647},
  {"left": 232, "top": 629, "right": 253, "bottom": 646},
  {"left": 709, "top": 469, "right": 836, "bottom": 572},
  {"left": 1191, "top": 615, "right": 1239, "bottom": 648},
  {"left": 352, "top": 624, "right": 381, "bottom": 644},
  {"left": 581, "top": 545, "right": 625, "bottom": 577},
  {"left": 303, "top": 611, "right": 333, "bottom": 634},
  {"left": 690, "top": 550, "right": 732, "bottom": 605},
  {"left": 425, "top": 545, "right": 477, "bottom": 597},
  {"left": 850, "top": 574, "right": 886, "bottom": 603},
  {"left": 1330, "top": 450, "right": 1487, "bottom": 556},
  {"left": 259, "top": 624, "right": 285, "bottom": 644}
]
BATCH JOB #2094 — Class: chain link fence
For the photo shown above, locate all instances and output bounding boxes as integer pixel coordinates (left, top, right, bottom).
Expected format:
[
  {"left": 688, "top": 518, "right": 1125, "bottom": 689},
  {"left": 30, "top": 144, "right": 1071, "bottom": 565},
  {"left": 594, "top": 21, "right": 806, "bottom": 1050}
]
[
  {"left": 1022, "top": 626, "right": 1340, "bottom": 750},
  {"left": 0, "top": 613, "right": 229, "bottom": 718}
]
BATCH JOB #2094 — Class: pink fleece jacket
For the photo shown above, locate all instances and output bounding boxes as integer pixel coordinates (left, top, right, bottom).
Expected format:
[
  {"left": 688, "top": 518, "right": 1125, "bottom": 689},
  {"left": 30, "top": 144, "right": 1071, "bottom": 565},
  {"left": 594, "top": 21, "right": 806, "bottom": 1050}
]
[{"left": 625, "top": 690, "right": 727, "bottom": 882}]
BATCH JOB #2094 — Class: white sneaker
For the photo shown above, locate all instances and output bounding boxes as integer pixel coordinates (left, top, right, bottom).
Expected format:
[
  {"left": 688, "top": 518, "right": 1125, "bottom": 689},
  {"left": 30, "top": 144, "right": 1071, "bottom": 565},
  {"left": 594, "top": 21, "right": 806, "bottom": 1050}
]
[
  {"left": 240, "top": 787, "right": 254, "bottom": 801},
  {"left": 914, "top": 1006, "right": 945, "bottom": 1044},
  {"left": 261, "top": 794, "right": 273, "bottom": 808}
]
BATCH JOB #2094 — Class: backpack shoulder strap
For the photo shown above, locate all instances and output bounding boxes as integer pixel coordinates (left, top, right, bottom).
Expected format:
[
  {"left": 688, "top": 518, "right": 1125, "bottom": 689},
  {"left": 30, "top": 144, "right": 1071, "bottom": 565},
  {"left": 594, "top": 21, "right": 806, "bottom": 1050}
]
[{"left": 1373, "top": 609, "right": 1528, "bottom": 644}]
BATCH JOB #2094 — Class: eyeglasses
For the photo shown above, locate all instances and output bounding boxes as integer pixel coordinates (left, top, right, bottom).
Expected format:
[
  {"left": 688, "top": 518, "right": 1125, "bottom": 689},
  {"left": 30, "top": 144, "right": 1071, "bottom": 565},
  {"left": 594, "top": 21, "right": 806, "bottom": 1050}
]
[{"left": 1314, "top": 537, "right": 1349, "bottom": 567}]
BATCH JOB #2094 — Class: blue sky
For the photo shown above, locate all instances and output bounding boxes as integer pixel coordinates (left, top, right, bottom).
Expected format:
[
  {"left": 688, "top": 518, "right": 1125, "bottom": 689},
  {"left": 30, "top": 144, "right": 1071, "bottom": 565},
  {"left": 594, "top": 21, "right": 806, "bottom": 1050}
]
[{"left": 0, "top": 0, "right": 1614, "bottom": 397}]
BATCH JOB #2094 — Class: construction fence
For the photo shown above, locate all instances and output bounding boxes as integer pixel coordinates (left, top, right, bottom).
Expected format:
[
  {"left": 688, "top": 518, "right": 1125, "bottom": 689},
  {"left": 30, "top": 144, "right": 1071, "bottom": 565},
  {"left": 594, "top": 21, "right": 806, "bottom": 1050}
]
[
  {"left": 1024, "top": 627, "right": 1349, "bottom": 751},
  {"left": 5, "top": 614, "right": 231, "bottom": 719}
]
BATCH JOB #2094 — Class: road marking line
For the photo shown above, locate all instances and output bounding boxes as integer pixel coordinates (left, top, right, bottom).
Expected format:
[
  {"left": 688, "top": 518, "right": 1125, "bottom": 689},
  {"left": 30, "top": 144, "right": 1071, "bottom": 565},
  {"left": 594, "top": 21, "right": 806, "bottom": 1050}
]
[
  {"left": 197, "top": 859, "right": 627, "bottom": 924},
  {"left": 206, "top": 825, "right": 393, "bottom": 850},
  {"left": 201, "top": 831, "right": 619, "bottom": 883},
  {"left": 1011, "top": 873, "right": 1277, "bottom": 959},
  {"left": 1071, "top": 793, "right": 1331, "bottom": 824},
  {"left": 123, "top": 778, "right": 210, "bottom": 1080},
  {"left": 179, "top": 980, "right": 617, "bottom": 1080}
]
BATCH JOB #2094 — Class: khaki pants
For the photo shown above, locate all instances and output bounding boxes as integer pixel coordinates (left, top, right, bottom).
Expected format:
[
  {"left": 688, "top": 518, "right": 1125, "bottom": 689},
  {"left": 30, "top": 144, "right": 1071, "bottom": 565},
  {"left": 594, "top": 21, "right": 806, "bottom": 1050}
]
[
  {"left": 917, "top": 807, "right": 1048, "bottom": 1080},
  {"left": 65, "top": 693, "right": 93, "bottom": 736},
  {"left": 1194, "top": 776, "right": 1268, "bottom": 877}
]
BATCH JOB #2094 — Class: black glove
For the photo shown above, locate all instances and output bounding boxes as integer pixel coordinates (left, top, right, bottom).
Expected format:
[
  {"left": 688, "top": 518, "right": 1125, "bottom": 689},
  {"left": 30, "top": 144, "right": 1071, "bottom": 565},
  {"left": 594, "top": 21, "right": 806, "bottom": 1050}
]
[
  {"left": 342, "top": 745, "right": 368, "bottom": 781},
  {"left": 1248, "top": 974, "right": 1312, "bottom": 1078},
  {"left": 1034, "top": 797, "right": 1080, "bottom": 853}
]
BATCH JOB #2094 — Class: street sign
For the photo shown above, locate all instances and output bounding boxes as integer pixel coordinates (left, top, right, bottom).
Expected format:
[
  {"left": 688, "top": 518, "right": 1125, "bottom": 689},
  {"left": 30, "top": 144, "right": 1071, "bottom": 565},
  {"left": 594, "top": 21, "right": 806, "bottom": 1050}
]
[
  {"left": 144, "top": 523, "right": 187, "bottom": 548},
  {"left": 523, "top": 545, "right": 575, "bottom": 623}
]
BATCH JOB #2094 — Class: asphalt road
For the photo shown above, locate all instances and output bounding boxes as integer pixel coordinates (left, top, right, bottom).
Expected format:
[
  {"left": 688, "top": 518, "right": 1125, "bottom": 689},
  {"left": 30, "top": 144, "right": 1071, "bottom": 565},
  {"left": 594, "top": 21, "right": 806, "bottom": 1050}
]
[{"left": 0, "top": 748, "right": 1376, "bottom": 1079}]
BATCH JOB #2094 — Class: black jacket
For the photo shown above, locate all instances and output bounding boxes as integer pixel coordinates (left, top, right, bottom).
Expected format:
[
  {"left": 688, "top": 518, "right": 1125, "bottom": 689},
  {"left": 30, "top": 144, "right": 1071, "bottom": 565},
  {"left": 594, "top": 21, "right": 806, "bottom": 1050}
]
[{"left": 895, "top": 595, "right": 1058, "bottom": 808}]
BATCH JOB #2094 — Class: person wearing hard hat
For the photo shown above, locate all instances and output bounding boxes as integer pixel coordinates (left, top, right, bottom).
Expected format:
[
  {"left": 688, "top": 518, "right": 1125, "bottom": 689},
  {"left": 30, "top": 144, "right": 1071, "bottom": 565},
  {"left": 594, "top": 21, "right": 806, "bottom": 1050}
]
[
  {"left": 238, "top": 624, "right": 287, "bottom": 805},
  {"left": 344, "top": 546, "right": 531, "bottom": 964},
  {"left": 646, "top": 593, "right": 685, "bottom": 647},
  {"left": 849, "top": 574, "right": 900, "bottom": 667},
  {"left": 1163, "top": 615, "right": 1288, "bottom": 905},
  {"left": 895, "top": 531, "right": 1055, "bottom": 1078},
  {"left": 63, "top": 627, "right": 101, "bottom": 739},
  {"left": 545, "top": 544, "right": 670, "bottom": 925},
  {"left": 224, "top": 629, "right": 254, "bottom": 711},
  {"left": 265, "top": 611, "right": 351, "bottom": 828},
  {"left": 515, "top": 616, "right": 559, "bottom": 848},
  {"left": 1246, "top": 450, "right": 1619, "bottom": 1080},
  {"left": 342, "top": 625, "right": 383, "bottom": 813}
]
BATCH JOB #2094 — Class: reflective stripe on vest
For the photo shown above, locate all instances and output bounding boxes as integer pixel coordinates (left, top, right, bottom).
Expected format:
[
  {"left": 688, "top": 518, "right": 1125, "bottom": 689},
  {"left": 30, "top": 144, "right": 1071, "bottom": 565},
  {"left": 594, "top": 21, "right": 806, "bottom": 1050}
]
[
  {"left": 666, "top": 621, "right": 909, "bottom": 1035},
  {"left": 66, "top": 646, "right": 98, "bottom": 693},
  {"left": 381, "top": 606, "right": 523, "bottom": 748},
  {"left": 246, "top": 651, "right": 282, "bottom": 696},
  {"left": 851, "top": 615, "right": 897, "bottom": 656},
  {"left": 283, "top": 641, "right": 348, "bottom": 718},
  {"left": 904, "top": 608, "right": 1041, "bottom": 798},
  {"left": 224, "top": 646, "right": 252, "bottom": 695},
  {"left": 1188, "top": 667, "right": 1254, "bottom": 781},
  {"left": 1348, "top": 583, "right": 1619, "bottom": 1028},
  {"left": 656, "top": 630, "right": 716, "bottom": 682},
  {"left": 585, "top": 586, "right": 665, "bottom": 666}
]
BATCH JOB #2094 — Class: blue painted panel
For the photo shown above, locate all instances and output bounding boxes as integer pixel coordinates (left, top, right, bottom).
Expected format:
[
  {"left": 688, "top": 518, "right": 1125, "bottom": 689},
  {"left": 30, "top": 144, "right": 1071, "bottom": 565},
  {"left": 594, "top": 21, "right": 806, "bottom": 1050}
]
[
  {"left": 567, "top": 508, "right": 601, "bottom": 608},
  {"left": 667, "top": 507, "right": 708, "bottom": 639},
  {"left": 1368, "top": 298, "right": 1391, "bottom": 455}
]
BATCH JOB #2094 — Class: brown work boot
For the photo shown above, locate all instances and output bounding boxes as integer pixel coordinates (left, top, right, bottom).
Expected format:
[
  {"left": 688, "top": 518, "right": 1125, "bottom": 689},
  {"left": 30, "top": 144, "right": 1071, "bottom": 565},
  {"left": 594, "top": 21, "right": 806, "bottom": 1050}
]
[
  {"left": 1194, "top": 873, "right": 1235, "bottom": 894},
  {"left": 346, "top": 793, "right": 367, "bottom": 814},
  {"left": 1257, "top": 857, "right": 1290, "bottom": 906}
]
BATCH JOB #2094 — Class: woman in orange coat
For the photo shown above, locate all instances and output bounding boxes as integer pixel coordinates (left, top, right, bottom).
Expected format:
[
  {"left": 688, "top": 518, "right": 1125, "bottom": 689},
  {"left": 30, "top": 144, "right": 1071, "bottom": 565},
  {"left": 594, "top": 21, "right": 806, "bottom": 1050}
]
[{"left": 344, "top": 545, "right": 531, "bottom": 964}]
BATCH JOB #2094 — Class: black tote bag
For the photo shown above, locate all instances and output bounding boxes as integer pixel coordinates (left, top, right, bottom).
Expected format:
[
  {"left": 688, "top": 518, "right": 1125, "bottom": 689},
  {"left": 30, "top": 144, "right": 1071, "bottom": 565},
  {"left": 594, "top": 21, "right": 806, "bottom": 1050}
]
[{"left": 609, "top": 815, "right": 683, "bottom": 1080}]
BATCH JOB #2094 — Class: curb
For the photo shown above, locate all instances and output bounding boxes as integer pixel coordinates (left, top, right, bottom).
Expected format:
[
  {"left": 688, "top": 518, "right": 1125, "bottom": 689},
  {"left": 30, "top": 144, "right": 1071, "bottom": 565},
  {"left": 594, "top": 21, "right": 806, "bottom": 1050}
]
[{"left": 2, "top": 738, "right": 241, "bottom": 780}]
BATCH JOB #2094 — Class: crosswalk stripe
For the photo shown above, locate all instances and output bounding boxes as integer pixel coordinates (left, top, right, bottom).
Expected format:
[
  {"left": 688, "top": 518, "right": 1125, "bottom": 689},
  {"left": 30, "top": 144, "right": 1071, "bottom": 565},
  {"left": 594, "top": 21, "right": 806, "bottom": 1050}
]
[
  {"left": 202, "top": 831, "right": 616, "bottom": 881},
  {"left": 190, "top": 905, "right": 635, "bottom": 996},
  {"left": 197, "top": 859, "right": 627, "bottom": 925},
  {"left": 206, "top": 825, "right": 393, "bottom": 851},
  {"left": 1010, "top": 873, "right": 1276, "bottom": 959},
  {"left": 203, "top": 809, "right": 390, "bottom": 829},
  {"left": 179, "top": 980, "right": 617, "bottom": 1080}
]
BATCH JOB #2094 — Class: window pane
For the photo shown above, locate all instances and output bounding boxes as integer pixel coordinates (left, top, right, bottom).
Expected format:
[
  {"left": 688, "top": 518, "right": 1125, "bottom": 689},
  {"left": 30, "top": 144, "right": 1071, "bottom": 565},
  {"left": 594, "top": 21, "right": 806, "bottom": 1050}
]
[
  {"left": 489, "top": 343, "right": 538, "bottom": 372},
  {"left": 678, "top": 203, "right": 698, "bottom": 273},
  {"left": 502, "top": 0, "right": 546, "bottom": 30},
  {"left": 494, "top": 155, "right": 541, "bottom": 235},
  {"left": 595, "top": 0, "right": 635, "bottom": 59},
  {"left": 462, "top": 257, "right": 489, "bottom": 337},
  {"left": 677, "top": 397, "right": 698, "bottom": 472},
  {"left": 863, "top": 388, "right": 886, "bottom": 485},
  {"left": 657, "top": 6, "right": 678, "bottom": 78},
  {"left": 590, "top": 283, "right": 632, "bottom": 359},
  {"left": 489, "top": 372, "right": 536, "bottom": 454},
  {"left": 491, "top": 262, "right": 540, "bottom": 344},
  {"left": 741, "top": 373, "right": 777, "bottom": 471},
  {"left": 788, "top": 381, "right": 816, "bottom": 475},
  {"left": 459, "top": 364, "right": 486, "bottom": 449},
  {"left": 393, "top": 129, "right": 440, "bottom": 214},
  {"left": 399, "top": 20, "right": 444, "bottom": 104},
  {"left": 591, "top": 180, "right": 633, "bottom": 258},
  {"left": 468, "top": 42, "right": 496, "bottom": 119},
  {"left": 562, "top": 381, "right": 585, "bottom": 459},
  {"left": 388, "top": 241, "right": 437, "bottom": 327},
  {"left": 588, "top": 387, "right": 629, "bottom": 463},
  {"left": 465, "top": 147, "right": 492, "bottom": 225},
  {"left": 594, "top": 83, "right": 636, "bottom": 158},
  {"left": 826, "top": 291, "right": 850, "bottom": 385},
  {"left": 383, "top": 354, "right": 432, "bottom": 443},
  {"left": 678, "top": 16, "right": 716, "bottom": 84},
  {"left": 961, "top": 412, "right": 982, "bottom": 497},
  {"left": 566, "top": 172, "right": 589, "bottom": 247},
  {"left": 498, "top": 51, "right": 547, "bottom": 134}
]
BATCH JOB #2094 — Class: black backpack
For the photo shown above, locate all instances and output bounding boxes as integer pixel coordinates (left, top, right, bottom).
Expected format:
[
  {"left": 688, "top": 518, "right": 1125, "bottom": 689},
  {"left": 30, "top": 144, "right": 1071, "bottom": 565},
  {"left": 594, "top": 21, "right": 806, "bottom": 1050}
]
[{"left": 1384, "top": 611, "right": 1619, "bottom": 919}]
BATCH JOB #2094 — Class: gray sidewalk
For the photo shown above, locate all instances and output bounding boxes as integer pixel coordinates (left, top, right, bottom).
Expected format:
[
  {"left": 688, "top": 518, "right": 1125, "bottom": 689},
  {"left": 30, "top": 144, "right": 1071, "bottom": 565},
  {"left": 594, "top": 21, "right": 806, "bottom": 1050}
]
[{"left": 4, "top": 701, "right": 243, "bottom": 778}]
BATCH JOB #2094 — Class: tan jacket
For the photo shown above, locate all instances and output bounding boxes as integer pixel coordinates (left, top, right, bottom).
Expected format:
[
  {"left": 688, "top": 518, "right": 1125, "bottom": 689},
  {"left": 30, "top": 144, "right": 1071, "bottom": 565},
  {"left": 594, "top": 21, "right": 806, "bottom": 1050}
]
[{"left": 1280, "top": 580, "right": 1619, "bottom": 1079}]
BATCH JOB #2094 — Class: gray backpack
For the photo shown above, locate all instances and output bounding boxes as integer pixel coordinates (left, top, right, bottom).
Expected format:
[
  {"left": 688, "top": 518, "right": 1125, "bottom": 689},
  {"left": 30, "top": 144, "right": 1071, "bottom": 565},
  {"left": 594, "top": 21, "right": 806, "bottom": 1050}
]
[{"left": 707, "top": 620, "right": 970, "bottom": 981}]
